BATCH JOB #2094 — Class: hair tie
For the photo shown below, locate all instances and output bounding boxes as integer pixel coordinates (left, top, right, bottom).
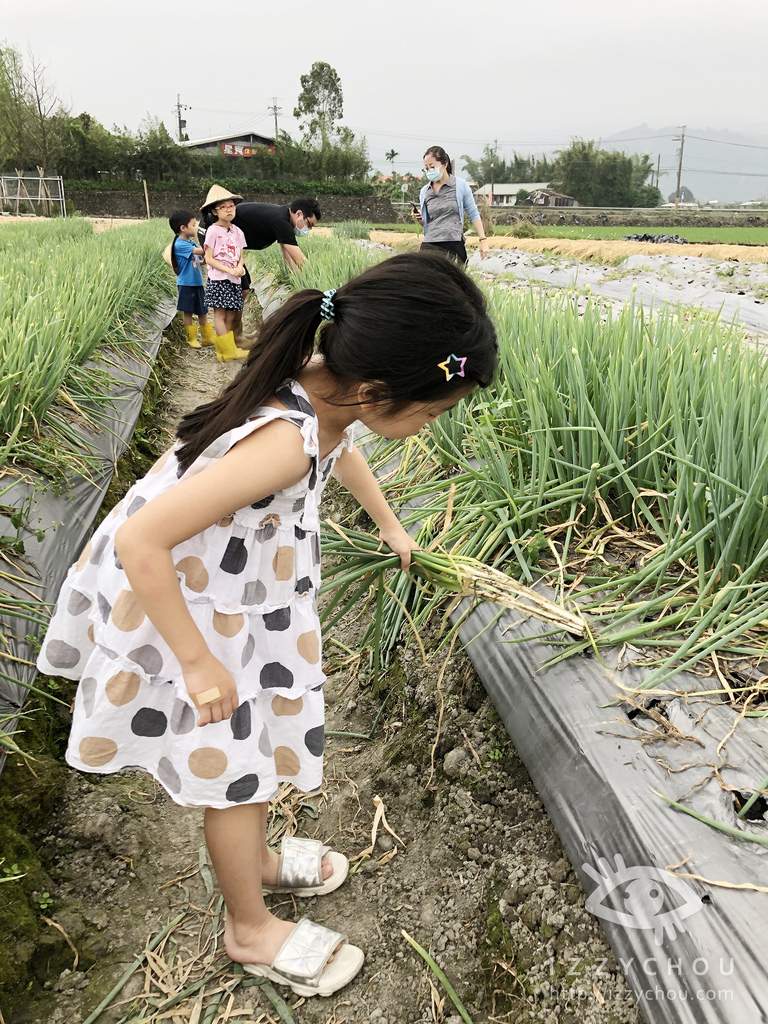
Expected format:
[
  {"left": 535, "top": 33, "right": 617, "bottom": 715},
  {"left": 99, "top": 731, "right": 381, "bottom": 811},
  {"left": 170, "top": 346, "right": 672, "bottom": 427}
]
[
  {"left": 438, "top": 354, "right": 467, "bottom": 381},
  {"left": 320, "top": 289, "right": 337, "bottom": 321}
]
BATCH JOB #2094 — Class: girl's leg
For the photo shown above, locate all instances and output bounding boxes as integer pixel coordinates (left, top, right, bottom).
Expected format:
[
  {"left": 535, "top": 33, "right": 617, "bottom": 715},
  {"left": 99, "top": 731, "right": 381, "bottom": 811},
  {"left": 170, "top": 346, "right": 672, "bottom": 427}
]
[
  {"left": 182, "top": 311, "right": 193, "bottom": 326},
  {"left": 224, "top": 309, "right": 237, "bottom": 333},
  {"left": 253, "top": 802, "right": 335, "bottom": 888},
  {"left": 213, "top": 307, "right": 228, "bottom": 336},
  {"left": 206, "top": 803, "right": 295, "bottom": 966}
]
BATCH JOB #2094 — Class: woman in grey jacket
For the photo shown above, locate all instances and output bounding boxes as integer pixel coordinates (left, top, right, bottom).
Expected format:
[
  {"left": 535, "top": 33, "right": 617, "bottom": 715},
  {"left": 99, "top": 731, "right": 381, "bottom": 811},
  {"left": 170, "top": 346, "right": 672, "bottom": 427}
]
[{"left": 413, "top": 145, "right": 490, "bottom": 264}]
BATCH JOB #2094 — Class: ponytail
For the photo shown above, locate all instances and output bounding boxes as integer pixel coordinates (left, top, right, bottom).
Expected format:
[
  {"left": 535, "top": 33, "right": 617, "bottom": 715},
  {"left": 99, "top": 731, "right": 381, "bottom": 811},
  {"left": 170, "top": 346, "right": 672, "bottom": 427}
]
[
  {"left": 175, "top": 290, "right": 325, "bottom": 473},
  {"left": 176, "top": 251, "right": 498, "bottom": 474}
]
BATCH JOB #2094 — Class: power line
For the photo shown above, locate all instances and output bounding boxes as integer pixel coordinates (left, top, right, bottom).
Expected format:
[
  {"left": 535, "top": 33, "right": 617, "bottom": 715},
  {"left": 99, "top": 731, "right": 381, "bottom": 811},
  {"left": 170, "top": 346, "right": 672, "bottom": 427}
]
[
  {"left": 686, "top": 134, "right": 768, "bottom": 151},
  {"left": 683, "top": 168, "right": 768, "bottom": 177}
]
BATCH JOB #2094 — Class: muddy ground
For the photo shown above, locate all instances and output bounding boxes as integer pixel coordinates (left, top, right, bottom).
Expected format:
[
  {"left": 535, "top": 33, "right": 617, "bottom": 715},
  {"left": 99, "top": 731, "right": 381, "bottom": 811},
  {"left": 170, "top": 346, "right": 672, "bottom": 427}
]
[{"left": 6, "top": 297, "right": 643, "bottom": 1024}]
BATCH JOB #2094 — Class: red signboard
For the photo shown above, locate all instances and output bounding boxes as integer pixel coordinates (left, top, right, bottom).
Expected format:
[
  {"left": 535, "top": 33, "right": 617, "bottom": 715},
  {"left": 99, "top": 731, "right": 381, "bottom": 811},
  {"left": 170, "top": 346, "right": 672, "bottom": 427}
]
[{"left": 221, "top": 143, "right": 254, "bottom": 157}]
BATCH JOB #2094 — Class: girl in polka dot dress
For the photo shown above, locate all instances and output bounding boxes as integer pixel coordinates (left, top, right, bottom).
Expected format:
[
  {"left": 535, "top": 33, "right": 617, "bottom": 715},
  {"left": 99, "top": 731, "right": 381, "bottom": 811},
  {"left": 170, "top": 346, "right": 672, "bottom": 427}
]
[{"left": 37, "top": 252, "right": 497, "bottom": 998}]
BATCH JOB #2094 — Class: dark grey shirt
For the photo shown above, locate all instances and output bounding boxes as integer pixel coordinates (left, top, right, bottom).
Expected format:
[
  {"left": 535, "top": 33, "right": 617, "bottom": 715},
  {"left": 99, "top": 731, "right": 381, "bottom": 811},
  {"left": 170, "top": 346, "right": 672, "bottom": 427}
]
[{"left": 424, "top": 176, "right": 462, "bottom": 242}]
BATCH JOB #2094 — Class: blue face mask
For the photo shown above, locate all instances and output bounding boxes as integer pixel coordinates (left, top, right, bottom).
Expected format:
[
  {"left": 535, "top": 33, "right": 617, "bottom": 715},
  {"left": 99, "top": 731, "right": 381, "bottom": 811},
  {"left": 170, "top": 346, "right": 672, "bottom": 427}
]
[
  {"left": 294, "top": 225, "right": 310, "bottom": 236},
  {"left": 425, "top": 167, "right": 443, "bottom": 182}
]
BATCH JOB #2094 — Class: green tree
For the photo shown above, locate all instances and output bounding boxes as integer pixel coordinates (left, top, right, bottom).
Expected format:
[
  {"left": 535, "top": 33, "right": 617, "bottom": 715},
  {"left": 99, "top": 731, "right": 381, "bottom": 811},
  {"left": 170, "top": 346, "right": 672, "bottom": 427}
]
[
  {"left": 550, "top": 139, "right": 657, "bottom": 207},
  {"left": 54, "top": 112, "right": 123, "bottom": 179},
  {"left": 550, "top": 139, "right": 601, "bottom": 205},
  {"left": 633, "top": 184, "right": 662, "bottom": 207},
  {"left": 630, "top": 153, "right": 654, "bottom": 191},
  {"left": 385, "top": 148, "right": 398, "bottom": 172},
  {"left": 293, "top": 61, "right": 343, "bottom": 145},
  {"left": 668, "top": 185, "right": 697, "bottom": 204},
  {"left": 0, "top": 43, "right": 34, "bottom": 169},
  {"left": 134, "top": 116, "right": 187, "bottom": 181},
  {"left": 460, "top": 142, "right": 553, "bottom": 184},
  {"left": 460, "top": 142, "right": 507, "bottom": 184}
]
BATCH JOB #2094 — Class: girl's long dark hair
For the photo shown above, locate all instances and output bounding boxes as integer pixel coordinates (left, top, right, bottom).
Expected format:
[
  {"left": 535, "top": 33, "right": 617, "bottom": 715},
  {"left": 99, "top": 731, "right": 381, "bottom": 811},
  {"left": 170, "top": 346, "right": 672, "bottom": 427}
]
[
  {"left": 168, "top": 210, "right": 196, "bottom": 275},
  {"left": 424, "top": 145, "right": 452, "bottom": 175},
  {"left": 176, "top": 252, "right": 497, "bottom": 473}
]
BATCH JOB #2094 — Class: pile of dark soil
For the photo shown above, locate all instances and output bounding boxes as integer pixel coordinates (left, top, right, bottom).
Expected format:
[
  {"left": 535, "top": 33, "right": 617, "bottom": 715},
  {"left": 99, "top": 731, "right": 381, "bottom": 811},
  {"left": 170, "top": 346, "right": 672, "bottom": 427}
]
[{"left": 622, "top": 232, "right": 690, "bottom": 244}]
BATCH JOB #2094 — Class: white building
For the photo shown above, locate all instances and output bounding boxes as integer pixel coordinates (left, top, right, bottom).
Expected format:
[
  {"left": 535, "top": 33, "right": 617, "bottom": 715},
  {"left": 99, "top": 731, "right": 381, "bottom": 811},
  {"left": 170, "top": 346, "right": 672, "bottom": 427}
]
[{"left": 474, "top": 182, "right": 550, "bottom": 206}]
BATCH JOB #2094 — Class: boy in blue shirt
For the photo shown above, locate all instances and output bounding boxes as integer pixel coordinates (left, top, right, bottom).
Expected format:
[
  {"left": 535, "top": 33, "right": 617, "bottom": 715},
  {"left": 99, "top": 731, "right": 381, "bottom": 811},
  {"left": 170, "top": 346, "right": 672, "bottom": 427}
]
[{"left": 169, "top": 210, "right": 215, "bottom": 348}]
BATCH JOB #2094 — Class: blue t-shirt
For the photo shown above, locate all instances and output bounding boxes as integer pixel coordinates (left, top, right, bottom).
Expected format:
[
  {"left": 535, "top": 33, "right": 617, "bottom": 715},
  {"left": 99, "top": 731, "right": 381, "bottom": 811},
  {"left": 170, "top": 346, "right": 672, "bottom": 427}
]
[{"left": 173, "top": 237, "right": 204, "bottom": 287}]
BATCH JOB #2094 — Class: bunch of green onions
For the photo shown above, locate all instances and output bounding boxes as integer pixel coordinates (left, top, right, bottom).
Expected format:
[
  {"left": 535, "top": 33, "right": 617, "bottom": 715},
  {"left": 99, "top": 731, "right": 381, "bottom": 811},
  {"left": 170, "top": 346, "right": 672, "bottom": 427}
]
[{"left": 320, "top": 521, "right": 584, "bottom": 650}]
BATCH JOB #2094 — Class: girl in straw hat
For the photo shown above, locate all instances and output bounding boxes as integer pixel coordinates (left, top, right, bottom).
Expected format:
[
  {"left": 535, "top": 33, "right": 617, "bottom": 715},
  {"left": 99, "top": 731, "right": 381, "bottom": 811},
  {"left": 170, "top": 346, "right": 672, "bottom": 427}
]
[{"left": 200, "top": 185, "right": 249, "bottom": 362}]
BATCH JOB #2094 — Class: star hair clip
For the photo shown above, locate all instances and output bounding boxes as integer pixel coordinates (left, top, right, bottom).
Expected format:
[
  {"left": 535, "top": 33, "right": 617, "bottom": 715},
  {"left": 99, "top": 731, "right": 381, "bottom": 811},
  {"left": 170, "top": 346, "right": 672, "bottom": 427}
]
[{"left": 437, "top": 353, "right": 467, "bottom": 381}]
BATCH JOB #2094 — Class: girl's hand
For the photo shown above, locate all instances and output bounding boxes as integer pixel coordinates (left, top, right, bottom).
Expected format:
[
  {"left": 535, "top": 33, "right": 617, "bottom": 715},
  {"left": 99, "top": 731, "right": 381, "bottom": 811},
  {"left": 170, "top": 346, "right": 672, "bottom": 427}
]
[
  {"left": 232, "top": 265, "right": 245, "bottom": 278},
  {"left": 479, "top": 237, "right": 490, "bottom": 259},
  {"left": 380, "top": 524, "right": 419, "bottom": 570},
  {"left": 183, "top": 654, "right": 240, "bottom": 726},
  {"left": 412, "top": 211, "right": 424, "bottom": 225}
]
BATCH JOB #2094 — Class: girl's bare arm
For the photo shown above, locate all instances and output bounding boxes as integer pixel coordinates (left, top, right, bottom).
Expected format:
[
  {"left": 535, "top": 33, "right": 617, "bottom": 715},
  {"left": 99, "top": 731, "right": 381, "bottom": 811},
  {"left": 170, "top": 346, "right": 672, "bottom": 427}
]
[
  {"left": 115, "top": 419, "right": 310, "bottom": 724},
  {"left": 333, "top": 445, "right": 417, "bottom": 569}
]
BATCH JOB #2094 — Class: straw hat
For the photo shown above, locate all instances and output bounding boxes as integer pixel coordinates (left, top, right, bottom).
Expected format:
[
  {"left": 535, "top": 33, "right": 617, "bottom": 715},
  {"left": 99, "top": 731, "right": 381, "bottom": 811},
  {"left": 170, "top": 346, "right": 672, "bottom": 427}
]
[{"left": 201, "top": 184, "right": 243, "bottom": 211}]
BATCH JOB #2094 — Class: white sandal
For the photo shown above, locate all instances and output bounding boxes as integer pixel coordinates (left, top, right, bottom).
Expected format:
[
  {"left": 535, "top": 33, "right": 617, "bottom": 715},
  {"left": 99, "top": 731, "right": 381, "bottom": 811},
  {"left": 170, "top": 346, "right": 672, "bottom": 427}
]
[
  {"left": 242, "top": 917, "right": 364, "bottom": 997},
  {"left": 262, "top": 836, "right": 349, "bottom": 897}
]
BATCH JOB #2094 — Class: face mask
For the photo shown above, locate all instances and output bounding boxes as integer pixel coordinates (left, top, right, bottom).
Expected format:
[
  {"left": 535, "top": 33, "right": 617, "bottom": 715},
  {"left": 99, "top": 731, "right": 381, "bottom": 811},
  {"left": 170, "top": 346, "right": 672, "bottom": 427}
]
[
  {"left": 426, "top": 167, "right": 443, "bottom": 182},
  {"left": 294, "top": 225, "right": 309, "bottom": 236}
]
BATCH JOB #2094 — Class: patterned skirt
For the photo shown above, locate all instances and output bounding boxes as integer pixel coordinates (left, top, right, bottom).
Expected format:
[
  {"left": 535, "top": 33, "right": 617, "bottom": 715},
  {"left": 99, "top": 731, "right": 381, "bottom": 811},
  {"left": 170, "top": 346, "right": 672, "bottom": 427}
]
[{"left": 204, "top": 279, "right": 243, "bottom": 311}]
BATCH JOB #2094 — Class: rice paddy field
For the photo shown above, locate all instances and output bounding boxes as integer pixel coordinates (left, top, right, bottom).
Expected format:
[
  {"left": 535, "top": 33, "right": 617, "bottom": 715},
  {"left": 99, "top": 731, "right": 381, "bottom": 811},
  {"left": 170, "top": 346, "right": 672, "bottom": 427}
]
[
  {"left": 367, "top": 223, "right": 768, "bottom": 245},
  {"left": 3, "top": 220, "right": 768, "bottom": 1022},
  {"left": 496, "top": 224, "right": 768, "bottom": 245}
]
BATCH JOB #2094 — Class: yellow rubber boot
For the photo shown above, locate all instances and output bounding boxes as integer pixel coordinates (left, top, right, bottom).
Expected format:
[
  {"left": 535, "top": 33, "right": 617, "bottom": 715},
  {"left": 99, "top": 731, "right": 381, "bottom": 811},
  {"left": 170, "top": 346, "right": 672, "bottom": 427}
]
[
  {"left": 185, "top": 324, "right": 201, "bottom": 349},
  {"left": 199, "top": 322, "right": 215, "bottom": 346},
  {"left": 214, "top": 330, "right": 248, "bottom": 363}
]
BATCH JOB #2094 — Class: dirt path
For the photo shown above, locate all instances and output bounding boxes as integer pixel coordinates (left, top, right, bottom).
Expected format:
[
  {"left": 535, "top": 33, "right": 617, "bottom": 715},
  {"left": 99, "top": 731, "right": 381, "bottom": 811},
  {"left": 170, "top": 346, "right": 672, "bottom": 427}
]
[
  {"left": 18, "top": 303, "right": 642, "bottom": 1024},
  {"left": 369, "top": 229, "right": 768, "bottom": 264}
]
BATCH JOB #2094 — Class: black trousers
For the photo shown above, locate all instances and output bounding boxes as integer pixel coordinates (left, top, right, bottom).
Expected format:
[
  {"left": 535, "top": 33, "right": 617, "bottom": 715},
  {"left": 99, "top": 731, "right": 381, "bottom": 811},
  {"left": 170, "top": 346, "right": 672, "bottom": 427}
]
[{"left": 420, "top": 239, "right": 468, "bottom": 265}]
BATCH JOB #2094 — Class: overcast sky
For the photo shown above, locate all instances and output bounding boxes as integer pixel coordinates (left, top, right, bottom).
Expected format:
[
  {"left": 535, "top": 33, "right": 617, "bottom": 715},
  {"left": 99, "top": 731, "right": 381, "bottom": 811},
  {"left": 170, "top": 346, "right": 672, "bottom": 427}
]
[{"left": 4, "top": 0, "right": 768, "bottom": 181}]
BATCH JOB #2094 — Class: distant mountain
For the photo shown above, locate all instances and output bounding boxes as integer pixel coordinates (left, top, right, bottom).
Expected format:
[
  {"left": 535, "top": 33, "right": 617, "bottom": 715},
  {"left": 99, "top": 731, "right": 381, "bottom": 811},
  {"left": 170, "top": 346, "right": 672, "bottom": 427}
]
[{"left": 604, "top": 124, "right": 768, "bottom": 205}]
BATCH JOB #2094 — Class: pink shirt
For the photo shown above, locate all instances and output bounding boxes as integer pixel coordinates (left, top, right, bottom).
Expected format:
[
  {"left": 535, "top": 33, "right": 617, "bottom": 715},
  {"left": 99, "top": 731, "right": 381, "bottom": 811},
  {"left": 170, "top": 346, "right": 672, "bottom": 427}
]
[{"left": 204, "top": 223, "right": 246, "bottom": 284}]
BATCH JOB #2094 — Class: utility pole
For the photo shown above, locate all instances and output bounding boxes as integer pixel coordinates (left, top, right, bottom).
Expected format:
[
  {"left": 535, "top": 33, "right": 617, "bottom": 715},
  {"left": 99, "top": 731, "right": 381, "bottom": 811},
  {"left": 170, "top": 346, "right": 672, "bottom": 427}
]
[
  {"left": 175, "top": 94, "right": 190, "bottom": 142},
  {"left": 267, "top": 97, "right": 281, "bottom": 150},
  {"left": 656, "top": 153, "right": 661, "bottom": 189},
  {"left": 674, "top": 127, "right": 686, "bottom": 209}
]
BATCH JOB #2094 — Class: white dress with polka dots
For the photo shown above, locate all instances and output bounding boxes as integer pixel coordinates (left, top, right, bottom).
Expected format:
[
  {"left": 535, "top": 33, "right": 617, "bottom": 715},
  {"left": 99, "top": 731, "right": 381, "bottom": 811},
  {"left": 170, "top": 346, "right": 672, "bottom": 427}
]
[{"left": 37, "top": 380, "right": 353, "bottom": 808}]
